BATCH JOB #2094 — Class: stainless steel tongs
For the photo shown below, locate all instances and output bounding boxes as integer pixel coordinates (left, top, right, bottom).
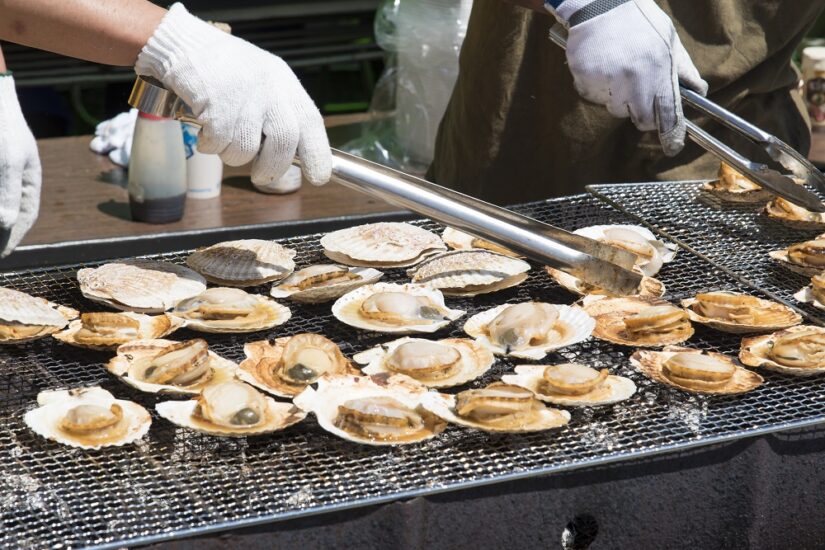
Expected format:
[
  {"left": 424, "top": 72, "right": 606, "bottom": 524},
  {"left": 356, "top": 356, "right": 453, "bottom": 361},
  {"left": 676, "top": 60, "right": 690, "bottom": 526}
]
[
  {"left": 548, "top": 25, "right": 825, "bottom": 213},
  {"left": 128, "top": 76, "right": 644, "bottom": 295}
]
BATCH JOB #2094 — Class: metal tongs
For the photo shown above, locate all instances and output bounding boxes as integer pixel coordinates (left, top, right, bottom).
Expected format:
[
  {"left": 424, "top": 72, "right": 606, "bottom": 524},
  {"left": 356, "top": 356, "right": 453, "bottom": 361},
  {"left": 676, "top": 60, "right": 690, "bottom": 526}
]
[
  {"left": 128, "top": 76, "right": 643, "bottom": 294},
  {"left": 548, "top": 25, "right": 825, "bottom": 213}
]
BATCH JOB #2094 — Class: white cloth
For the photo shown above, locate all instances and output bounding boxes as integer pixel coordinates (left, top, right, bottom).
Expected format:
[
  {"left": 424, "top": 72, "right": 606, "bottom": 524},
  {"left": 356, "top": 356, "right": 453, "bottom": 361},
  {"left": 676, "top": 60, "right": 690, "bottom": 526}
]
[
  {"left": 89, "top": 108, "right": 137, "bottom": 167},
  {"left": 555, "top": 0, "right": 708, "bottom": 156},
  {"left": 134, "top": 3, "right": 332, "bottom": 185},
  {"left": 0, "top": 76, "right": 41, "bottom": 257}
]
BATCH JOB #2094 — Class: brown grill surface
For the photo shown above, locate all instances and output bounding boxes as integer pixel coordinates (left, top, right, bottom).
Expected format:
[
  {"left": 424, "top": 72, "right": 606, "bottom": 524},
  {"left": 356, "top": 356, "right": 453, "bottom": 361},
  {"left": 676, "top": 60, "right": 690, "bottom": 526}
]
[{"left": 2, "top": 193, "right": 825, "bottom": 549}]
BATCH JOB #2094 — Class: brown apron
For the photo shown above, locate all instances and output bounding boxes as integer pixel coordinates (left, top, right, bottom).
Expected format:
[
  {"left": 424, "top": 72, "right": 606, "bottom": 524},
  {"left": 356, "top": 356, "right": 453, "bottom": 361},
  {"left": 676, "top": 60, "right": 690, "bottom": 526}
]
[{"left": 429, "top": 0, "right": 825, "bottom": 204}]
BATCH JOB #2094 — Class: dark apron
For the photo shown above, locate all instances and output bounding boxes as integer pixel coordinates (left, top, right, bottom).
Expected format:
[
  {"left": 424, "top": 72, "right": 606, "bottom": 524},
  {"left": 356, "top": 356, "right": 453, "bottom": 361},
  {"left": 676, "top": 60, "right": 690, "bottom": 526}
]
[{"left": 429, "top": 0, "right": 825, "bottom": 204}]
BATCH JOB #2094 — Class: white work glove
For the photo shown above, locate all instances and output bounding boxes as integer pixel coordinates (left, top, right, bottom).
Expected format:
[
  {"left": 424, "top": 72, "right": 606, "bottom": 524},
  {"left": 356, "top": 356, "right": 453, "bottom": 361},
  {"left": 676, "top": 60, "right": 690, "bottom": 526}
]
[
  {"left": 0, "top": 75, "right": 41, "bottom": 257},
  {"left": 89, "top": 109, "right": 138, "bottom": 167},
  {"left": 134, "top": 3, "right": 332, "bottom": 185},
  {"left": 548, "top": 0, "right": 708, "bottom": 156}
]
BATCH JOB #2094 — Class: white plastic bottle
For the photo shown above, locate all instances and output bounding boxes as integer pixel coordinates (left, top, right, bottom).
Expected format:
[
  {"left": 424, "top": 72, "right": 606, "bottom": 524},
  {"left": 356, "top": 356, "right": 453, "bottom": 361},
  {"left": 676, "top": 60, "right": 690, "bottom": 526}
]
[
  {"left": 128, "top": 112, "right": 187, "bottom": 223},
  {"left": 182, "top": 122, "right": 223, "bottom": 199}
]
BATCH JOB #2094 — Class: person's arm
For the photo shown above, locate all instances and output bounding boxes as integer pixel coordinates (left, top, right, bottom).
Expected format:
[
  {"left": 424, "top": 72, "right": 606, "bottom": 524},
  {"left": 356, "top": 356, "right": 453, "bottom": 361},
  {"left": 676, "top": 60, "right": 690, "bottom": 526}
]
[
  {"left": 0, "top": 46, "right": 7, "bottom": 73},
  {"left": 0, "top": 0, "right": 165, "bottom": 66}
]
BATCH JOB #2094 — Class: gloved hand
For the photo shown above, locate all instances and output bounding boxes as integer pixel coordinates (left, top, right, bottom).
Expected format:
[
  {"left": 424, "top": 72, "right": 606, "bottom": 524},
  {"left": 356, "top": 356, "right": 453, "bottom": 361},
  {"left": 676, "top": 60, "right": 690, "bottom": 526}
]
[
  {"left": 547, "top": 0, "right": 708, "bottom": 156},
  {"left": 134, "top": 3, "right": 332, "bottom": 185},
  {"left": 0, "top": 75, "right": 41, "bottom": 258}
]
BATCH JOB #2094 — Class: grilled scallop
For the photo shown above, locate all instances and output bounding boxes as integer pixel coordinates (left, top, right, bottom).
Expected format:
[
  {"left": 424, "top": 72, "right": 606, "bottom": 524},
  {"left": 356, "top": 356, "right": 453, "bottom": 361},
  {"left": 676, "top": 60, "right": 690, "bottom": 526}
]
[
  {"left": 769, "top": 238, "right": 825, "bottom": 277},
  {"left": 740, "top": 325, "right": 825, "bottom": 376},
  {"left": 354, "top": 337, "right": 494, "bottom": 388},
  {"left": 320, "top": 222, "right": 446, "bottom": 268},
  {"left": 407, "top": 250, "right": 530, "bottom": 296},
  {"left": 238, "top": 334, "right": 356, "bottom": 397},
  {"left": 464, "top": 302, "right": 594, "bottom": 359},
  {"left": 332, "top": 283, "right": 465, "bottom": 334},
  {"left": 77, "top": 259, "right": 206, "bottom": 313},
  {"left": 794, "top": 272, "right": 825, "bottom": 311},
  {"left": 583, "top": 296, "right": 693, "bottom": 347},
  {"left": 545, "top": 266, "right": 665, "bottom": 298},
  {"left": 169, "top": 287, "right": 290, "bottom": 333},
  {"left": 681, "top": 291, "right": 801, "bottom": 334},
  {"left": 53, "top": 312, "right": 181, "bottom": 350},
  {"left": 186, "top": 239, "right": 296, "bottom": 286},
  {"left": 700, "top": 162, "right": 773, "bottom": 204},
  {"left": 270, "top": 264, "right": 383, "bottom": 303},
  {"left": 24, "top": 387, "right": 151, "bottom": 449},
  {"left": 107, "top": 338, "right": 237, "bottom": 394},
  {"left": 573, "top": 224, "right": 677, "bottom": 277},
  {"left": 420, "top": 382, "right": 570, "bottom": 433},
  {"left": 0, "top": 287, "right": 78, "bottom": 344},
  {"left": 631, "top": 346, "right": 763, "bottom": 394},
  {"left": 156, "top": 380, "right": 306, "bottom": 437},
  {"left": 502, "top": 363, "right": 636, "bottom": 407},
  {"left": 293, "top": 373, "right": 446, "bottom": 445},
  {"left": 441, "top": 227, "right": 521, "bottom": 257},
  {"left": 764, "top": 197, "right": 825, "bottom": 230}
]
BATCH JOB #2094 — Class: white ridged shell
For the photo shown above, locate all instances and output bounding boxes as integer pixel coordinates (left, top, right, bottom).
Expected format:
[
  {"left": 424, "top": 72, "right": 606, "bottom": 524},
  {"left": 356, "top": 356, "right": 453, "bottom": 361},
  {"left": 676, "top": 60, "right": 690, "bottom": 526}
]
[
  {"left": 501, "top": 365, "right": 636, "bottom": 407},
  {"left": 320, "top": 223, "right": 446, "bottom": 266},
  {"left": 545, "top": 267, "right": 665, "bottom": 298},
  {"left": 53, "top": 312, "right": 182, "bottom": 350},
  {"left": 0, "top": 287, "right": 75, "bottom": 328},
  {"left": 270, "top": 265, "right": 383, "bottom": 303},
  {"left": 573, "top": 224, "right": 677, "bottom": 277},
  {"left": 740, "top": 326, "right": 825, "bottom": 376},
  {"left": 633, "top": 346, "right": 763, "bottom": 393},
  {"left": 768, "top": 249, "right": 825, "bottom": 277},
  {"left": 406, "top": 250, "right": 530, "bottom": 296},
  {"left": 168, "top": 289, "right": 291, "bottom": 333},
  {"left": 186, "top": 239, "right": 296, "bottom": 286}
]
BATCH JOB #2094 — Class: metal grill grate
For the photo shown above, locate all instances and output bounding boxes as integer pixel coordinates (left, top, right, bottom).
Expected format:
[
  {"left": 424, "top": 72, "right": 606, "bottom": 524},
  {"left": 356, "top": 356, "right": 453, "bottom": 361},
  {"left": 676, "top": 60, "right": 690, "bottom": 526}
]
[
  {"left": 3, "top": 193, "right": 825, "bottom": 549},
  {"left": 588, "top": 182, "right": 825, "bottom": 325}
]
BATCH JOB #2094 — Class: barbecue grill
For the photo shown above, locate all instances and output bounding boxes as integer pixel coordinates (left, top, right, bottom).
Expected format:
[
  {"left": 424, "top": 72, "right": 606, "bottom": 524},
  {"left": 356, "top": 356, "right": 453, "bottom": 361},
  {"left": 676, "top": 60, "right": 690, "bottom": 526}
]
[{"left": 2, "top": 187, "right": 825, "bottom": 549}]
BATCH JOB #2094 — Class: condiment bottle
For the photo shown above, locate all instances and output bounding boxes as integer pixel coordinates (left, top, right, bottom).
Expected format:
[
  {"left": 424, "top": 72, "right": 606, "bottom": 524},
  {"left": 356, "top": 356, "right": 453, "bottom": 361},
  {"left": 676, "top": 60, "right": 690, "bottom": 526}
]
[
  {"left": 128, "top": 111, "right": 187, "bottom": 223},
  {"left": 802, "top": 46, "right": 825, "bottom": 130},
  {"left": 182, "top": 122, "right": 223, "bottom": 199}
]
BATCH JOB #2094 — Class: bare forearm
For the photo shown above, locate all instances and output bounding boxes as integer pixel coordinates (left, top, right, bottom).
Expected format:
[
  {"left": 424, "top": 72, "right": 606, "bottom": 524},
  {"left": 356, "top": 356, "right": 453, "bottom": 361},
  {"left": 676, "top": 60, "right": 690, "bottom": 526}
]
[
  {"left": 0, "top": 0, "right": 166, "bottom": 66},
  {"left": 0, "top": 46, "right": 6, "bottom": 73}
]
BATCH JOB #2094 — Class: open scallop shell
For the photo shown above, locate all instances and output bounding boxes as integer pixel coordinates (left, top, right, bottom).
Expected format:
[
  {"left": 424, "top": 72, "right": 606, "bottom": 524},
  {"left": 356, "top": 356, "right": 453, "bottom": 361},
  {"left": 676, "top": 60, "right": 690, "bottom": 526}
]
[
  {"left": 582, "top": 296, "right": 693, "bottom": 347},
  {"left": 237, "top": 335, "right": 359, "bottom": 398},
  {"left": 106, "top": 339, "right": 237, "bottom": 395},
  {"left": 501, "top": 365, "right": 636, "bottom": 407},
  {"left": 419, "top": 387, "right": 570, "bottom": 433},
  {"left": 463, "top": 303, "right": 594, "bottom": 360},
  {"left": 407, "top": 250, "right": 530, "bottom": 296},
  {"left": 631, "top": 346, "right": 763, "bottom": 394},
  {"left": 767, "top": 249, "right": 822, "bottom": 277},
  {"left": 764, "top": 197, "right": 825, "bottom": 230},
  {"left": 78, "top": 260, "right": 207, "bottom": 313},
  {"left": 545, "top": 266, "right": 665, "bottom": 298},
  {"left": 0, "top": 287, "right": 78, "bottom": 344},
  {"left": 353, "top": 337, "right": 495, "bottom": 388},
  {"left": 168, "top": 288, "right": 291, "bottom": 333},
  {"left": 156, "top": 386, "right": 306, "bottom": 437},
  {"left": 24, "top": 387, "right": 151, "bottom": 449},
  {"left": 740, "top": 326, "right": 825, "bottom": 376},
  {"left": 332, "top": 283, "right": 465, "bottom": 334},
  {"left": 794, "top": 283, "right": 825, "bottom": 312},
  {"left": 293, "top": 373, "right": 446, "bottom": 446},
  {"left": 681, "top": 293, "right": 801, "bottom": 334},
  {"left": 441, "top": 227, "right": 522, "bottom": 257},
  {"left": 698, "top": 163, "right": 773, "bottom": 204},
  {"left": 186, "top": 239, "right": 296, "bottom": 286},
  {"left": 320, "top": 222, "right": 446, "bottom": 267},
  {"left": 573, "top": 224, "right": 677, "bottom": 277},
  {"left": 270, "top": 265, "right": 383, "bottom": 303},
  {"left": 53, "top": 312, "right": 182, "bottom": 350}
]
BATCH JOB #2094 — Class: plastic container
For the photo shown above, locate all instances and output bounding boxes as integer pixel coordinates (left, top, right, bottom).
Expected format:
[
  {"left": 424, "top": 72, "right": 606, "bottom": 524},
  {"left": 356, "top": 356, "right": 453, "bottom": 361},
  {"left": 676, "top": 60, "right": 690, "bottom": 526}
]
[
  {"left": 182, "top": 122, "right": 223, "bottom": 199},
  {"left": 802, "top": 46, "right": 825, "bottom": 128},
  {"left": 128, "top": 112, "right": 187, "bottom": 223}
]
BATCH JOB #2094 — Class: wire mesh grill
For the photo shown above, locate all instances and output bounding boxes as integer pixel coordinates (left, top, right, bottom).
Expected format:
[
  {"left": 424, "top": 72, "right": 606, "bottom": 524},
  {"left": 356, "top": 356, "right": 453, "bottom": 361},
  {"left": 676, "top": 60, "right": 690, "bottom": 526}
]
[
  {"left": 2, "top": 193, "right": 825, "bottom": 549},
  {"left": 588, "top": 182, "right": 825, "bottom": 325}
]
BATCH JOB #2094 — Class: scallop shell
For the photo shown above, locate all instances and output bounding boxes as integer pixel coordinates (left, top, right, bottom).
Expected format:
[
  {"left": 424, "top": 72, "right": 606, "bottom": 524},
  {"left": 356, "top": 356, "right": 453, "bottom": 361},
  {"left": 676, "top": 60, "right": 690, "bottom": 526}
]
[
  {"left": 545, "top": 266, "right": 665, "bottom": 298},
  {"left": 764, "top": 198, "right": 825, "bottom": 230},
  {"left": 419, "top": 389, "right": 570, "bottom": 433},
  {"left": 794, "top": 285, "right": 825, "bottom": 311},
  {"left": 768, "top": 249, "right": 825, "bottom": 277},
  {"left": 106, "top": 339, "right": 238, "bottom": 395},
  {"left": 320, "top": 222, "right": 446, "bottom": 267},
  {"left": 573, "top": 224, "right": 677, "bottom": 277},
  {"left": 406, "top": 250, "right": 529, "bottom": 296},
  {"left": 582, "top": 296, "right": 693, "bottom": 347},
  {"left": 53, "top": 312, "right": 183, "bottom": 350},
  {"left": 501, "top": 365, "right": 636, "bottom": 407},
  {"left": 699, "top": 181, "right": 772, "bottom": 204},
  {"left": 78, "top": 260, "right": 207, "bottom": 313},
  {"left": 156, "top": 387, "right": 306, "bottom": 437},
  {"left": 441, "top": 227, "right": 522, "bottom": 257},
  {"left": 186, "top": 239, "right": 296, "bottom": 286},
  {"left": 24, "top": 387, "right": 151, "bottom": 449},
  {"left": 681, "top": 294, "right": 801, "bottom": 334},
  {"left": 270, "top": 265, "right": 383, "bottom": 304},
  {"left": 168, "top": 289, "right": 291, "bottom": 333},
  {"left": 740, "top": 326, "right": 825, "bottom": 376},
  {"left": 463, "top": 303, "right": 594, "bottom": 360},
  {"left": 332, "top": 283, "right": 465, "bottom": 334},
  {"left": 0, "top": 287, "right": 78, "bottom": 343},
  {"left": 631, "top": 346, "right": 763, "bottom": 394},
  {"left": 237, "top": 336, "right": 359, "bottom": 398},
  {"left": 293, "top": 373, "right": 446, "bottom": 446},
  {"left": 353, "top": 337, "right": 495, "bottom": 388}
]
